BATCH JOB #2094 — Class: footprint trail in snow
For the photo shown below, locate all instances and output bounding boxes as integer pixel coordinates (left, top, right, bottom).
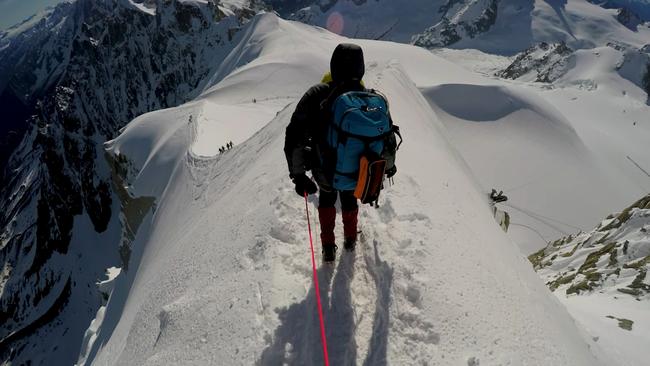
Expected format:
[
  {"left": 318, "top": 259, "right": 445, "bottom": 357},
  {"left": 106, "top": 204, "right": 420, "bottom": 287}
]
[{"left": 257, "top": 180, "right": 440, "bottom": 365}]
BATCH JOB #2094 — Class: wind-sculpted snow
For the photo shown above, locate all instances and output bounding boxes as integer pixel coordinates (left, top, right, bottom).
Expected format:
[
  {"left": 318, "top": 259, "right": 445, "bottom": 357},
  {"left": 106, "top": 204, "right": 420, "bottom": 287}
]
[
  {"left": 428, "top": 40, "right": 650, "bottom": 255},
  {"left": 424, "top": 83, "right": 578, "bottom": 129},
  {"left": 92, "top": 13, "right": 602, "bottom": 365},
  {"left": 421, "top": 78, "right": 646, "bottom": 254}
]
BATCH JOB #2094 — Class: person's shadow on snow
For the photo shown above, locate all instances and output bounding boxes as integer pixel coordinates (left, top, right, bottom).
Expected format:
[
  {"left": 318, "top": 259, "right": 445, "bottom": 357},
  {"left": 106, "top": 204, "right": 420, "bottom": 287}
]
[
  {"left": 363, "top": 240, "right": 393, "bottom": 366},
  {"left": 258, "top": 252, "right": 356, "bottom": 365},
  {"left": 259, "top": 239, "right": 393, "bottom": 366}
]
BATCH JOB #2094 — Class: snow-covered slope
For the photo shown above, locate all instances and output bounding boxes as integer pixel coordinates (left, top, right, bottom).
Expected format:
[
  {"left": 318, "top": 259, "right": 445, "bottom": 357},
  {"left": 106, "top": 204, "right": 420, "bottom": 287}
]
[
  {"left": 415, "top": 0, "right": 650, "bottom": 54},
  {"left": 90, "top": 13, "right": 605, "bottom": 365},
  {"left": 500, "top": 42, "right": 650, "bottom": 98},
  {"left": 270, "top": 0, "right": 650, "bottom": 55},
  {"left": 425, "top": 38, "right": 650, "bottom": 254},
  {"left": 529, "top": 194, "right": 650, "bottom": 366}
]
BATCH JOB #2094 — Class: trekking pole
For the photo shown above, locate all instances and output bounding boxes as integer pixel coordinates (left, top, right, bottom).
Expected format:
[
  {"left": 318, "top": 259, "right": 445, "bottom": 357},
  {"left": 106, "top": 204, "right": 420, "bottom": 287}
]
[{"left": 304, "top": 191, "right": 330, "bottom": 366}]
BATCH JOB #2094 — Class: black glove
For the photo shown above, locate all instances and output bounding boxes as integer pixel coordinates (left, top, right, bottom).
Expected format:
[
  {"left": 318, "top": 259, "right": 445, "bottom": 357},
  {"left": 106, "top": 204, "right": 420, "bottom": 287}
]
[
  {"left": 385, "top": 165, "right": 397, "bottom": 178},
  {"left": 292, "top": 174, "right": 318, "bottom": 197}
]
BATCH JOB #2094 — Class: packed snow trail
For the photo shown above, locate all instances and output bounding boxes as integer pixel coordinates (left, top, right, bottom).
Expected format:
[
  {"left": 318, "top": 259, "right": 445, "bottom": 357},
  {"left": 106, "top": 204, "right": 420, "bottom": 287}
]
[{"left": 87, "top": 14, "right": 606, "bottom": 365}]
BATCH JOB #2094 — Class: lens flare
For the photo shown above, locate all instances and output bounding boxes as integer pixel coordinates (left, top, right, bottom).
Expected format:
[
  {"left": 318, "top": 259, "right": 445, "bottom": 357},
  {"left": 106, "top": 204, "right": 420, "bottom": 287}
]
[{"left": 326, "top": 12, "right": 344, "bottom": 35}]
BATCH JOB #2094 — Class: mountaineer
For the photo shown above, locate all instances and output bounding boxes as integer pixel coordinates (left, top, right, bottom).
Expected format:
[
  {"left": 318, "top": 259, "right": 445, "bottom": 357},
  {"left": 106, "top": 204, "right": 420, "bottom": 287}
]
[{"left": 284, "top": 43, "right": 401, "bottom": 262}]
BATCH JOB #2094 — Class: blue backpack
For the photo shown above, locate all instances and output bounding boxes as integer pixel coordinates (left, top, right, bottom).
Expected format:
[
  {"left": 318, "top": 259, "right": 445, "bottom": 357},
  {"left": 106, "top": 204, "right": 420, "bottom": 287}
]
[{"left": 326, "top": 90, "right": 400, "bottom": 198}]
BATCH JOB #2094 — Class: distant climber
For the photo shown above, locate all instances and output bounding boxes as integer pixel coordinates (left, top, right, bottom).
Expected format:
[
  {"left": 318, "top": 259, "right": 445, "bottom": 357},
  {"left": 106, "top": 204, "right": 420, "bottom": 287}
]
[
  {"left": 490, "top": 189, "right": 508, "bottom": 203},
  {"left": 489, "top": 189, "right": 510, "bottom": 232},
  {"left": 284, "top": 43, "right": 401, "bottom": 263}
]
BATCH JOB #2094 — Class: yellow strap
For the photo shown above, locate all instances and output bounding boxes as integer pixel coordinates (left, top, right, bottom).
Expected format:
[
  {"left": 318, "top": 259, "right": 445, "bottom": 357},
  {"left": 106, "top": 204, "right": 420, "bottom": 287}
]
[
  {"left": 321, "top": 72, "right": 333, "bottom": 84},
  {"left": 320, "top": 71, "right": 364, "bottom": 86}
]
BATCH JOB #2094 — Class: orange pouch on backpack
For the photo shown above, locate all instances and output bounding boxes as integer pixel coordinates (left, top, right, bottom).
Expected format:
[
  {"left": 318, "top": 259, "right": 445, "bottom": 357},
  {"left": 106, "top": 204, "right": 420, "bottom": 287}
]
[{"left": 354, "top": 155, "right": 387, "bottom": 204}]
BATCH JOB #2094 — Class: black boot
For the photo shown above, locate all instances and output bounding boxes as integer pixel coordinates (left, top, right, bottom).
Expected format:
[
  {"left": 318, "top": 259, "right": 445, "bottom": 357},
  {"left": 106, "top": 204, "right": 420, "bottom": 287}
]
[
  {"left": 344, "top": 237, "right": 356, "bottom": 251},
  {"left": 322, "top": 244, "right": 338, "bottom": 263}
]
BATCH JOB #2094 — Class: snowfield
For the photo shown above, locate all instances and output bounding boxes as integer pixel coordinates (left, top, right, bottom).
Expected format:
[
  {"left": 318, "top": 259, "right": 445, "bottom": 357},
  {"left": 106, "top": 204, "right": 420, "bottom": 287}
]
[
  {"left": 81, "top": 13, "right": 621, "bottom": 365},
  {"left": 429, "top": 44, "right": 650, "bottom": 254}
]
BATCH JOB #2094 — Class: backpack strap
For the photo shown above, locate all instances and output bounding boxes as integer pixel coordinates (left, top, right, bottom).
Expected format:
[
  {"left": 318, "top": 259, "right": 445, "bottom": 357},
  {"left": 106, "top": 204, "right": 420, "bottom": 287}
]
[
  {"left": 319, "top": 79, "right": 364, "bottom": 111},
  {"left": 329, "top": 123, "right": 394, "bottom": 145},
  {"left": 368, "top": 89, "right": 401, "bottom": 150},
  {"left": 392, "top": 125, "right": 403, "bottom": 150}
]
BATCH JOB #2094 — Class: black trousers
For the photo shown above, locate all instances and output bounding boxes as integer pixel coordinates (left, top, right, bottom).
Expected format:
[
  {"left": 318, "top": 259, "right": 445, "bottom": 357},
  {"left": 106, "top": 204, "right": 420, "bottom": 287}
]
[{"left": 319, "top": 190, "right": 358, "bottom": 211}]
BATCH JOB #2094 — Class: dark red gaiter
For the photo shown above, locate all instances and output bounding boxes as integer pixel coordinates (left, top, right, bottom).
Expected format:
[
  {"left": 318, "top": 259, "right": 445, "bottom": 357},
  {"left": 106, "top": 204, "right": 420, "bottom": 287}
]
[
  {"left": 318, "top": 207, "right": 337, "bottom": 245},
  {"left": 342, "top": 208, "right": 358, "bottom": 241}
]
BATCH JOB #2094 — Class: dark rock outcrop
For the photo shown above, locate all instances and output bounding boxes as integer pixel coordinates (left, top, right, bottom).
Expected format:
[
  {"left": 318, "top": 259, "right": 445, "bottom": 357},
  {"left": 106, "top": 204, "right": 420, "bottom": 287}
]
[
  {"left": 412, "top": 0, "right": 499, "bottom": 48},
  {"left": 498, "top": 42, "right": 573, "bottom": 82},
  {"left": 617, "top": 7, "right": 643, "bottom": 31}
]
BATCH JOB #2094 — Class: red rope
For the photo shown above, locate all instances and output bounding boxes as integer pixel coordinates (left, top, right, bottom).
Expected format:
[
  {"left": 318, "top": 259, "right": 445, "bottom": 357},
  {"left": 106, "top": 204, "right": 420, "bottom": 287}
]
[{"left": 304, "top": 192, "right": 330, "bottom": 366}]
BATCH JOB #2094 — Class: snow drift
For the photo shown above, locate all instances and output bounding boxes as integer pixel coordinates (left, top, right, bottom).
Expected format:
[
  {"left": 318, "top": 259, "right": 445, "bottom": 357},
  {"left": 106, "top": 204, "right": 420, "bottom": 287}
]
[
  {"left": 423, "top": 80, "right": 644, "bottom": 253},
  {"left": 85, "top": 13, "right": 606, "bottom": 365}
]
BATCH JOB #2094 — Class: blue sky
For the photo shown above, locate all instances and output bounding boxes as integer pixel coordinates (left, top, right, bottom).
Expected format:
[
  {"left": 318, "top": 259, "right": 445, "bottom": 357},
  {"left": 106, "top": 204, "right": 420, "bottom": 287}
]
[{"left": 0, "top": 0, "right": 66, "bottom": 30}]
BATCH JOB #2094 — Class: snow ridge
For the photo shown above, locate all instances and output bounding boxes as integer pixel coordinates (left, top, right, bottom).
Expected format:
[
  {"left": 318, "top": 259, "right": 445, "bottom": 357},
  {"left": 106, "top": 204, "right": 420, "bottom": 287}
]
[
  {"left": 93, "top": 13, "right": 602, "bottom": 365},
  {"left": 0, "top": 1, "right": 648, "bottom": 364}
]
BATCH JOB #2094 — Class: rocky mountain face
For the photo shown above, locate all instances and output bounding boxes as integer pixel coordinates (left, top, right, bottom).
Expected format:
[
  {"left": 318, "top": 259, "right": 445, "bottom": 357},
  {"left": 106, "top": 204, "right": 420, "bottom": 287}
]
[
  {"left": 617, "top": 6, "right": 644, "bottom": 30},
  {"left": 498, "top": 40, "right": 650, "bottom": 102},
  {"left": 591, "top": 0, "right": 650, "bottom": 22},
  {"left": 0, "top": 2, "right": 76, "bottom": 175},
  {"left": 412, "top": 0, "right": 499, "bottom": 48},
  {"left": 277, "top": 0, "right": 650, "bottom": 55},
  {"left": 527, "top": 194, "right": 649, "bottom": 356},
  {"left": 529, "top": 194, "right": 650, "bottom": 300},
  {"left": 615, "top": 43, "right": 650, "bottom": 101},
  {"left": 263, "top": 0, "right": 650, "bottom": 55},
  {"left": 498, "top": 42, "right": 574, "bottom": 82},
  {"left": 0, "top": 0, "right": 263, "bottom": 364},
  {"left": 276, "top": 0, "right": 500, "bottom": 45}
]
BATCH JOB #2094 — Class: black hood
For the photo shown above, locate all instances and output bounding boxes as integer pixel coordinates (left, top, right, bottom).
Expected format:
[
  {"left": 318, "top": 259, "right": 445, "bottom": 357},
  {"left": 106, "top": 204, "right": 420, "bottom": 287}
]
[{"left": 330, "top": 43, "right": 365, "bottom": 83}]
